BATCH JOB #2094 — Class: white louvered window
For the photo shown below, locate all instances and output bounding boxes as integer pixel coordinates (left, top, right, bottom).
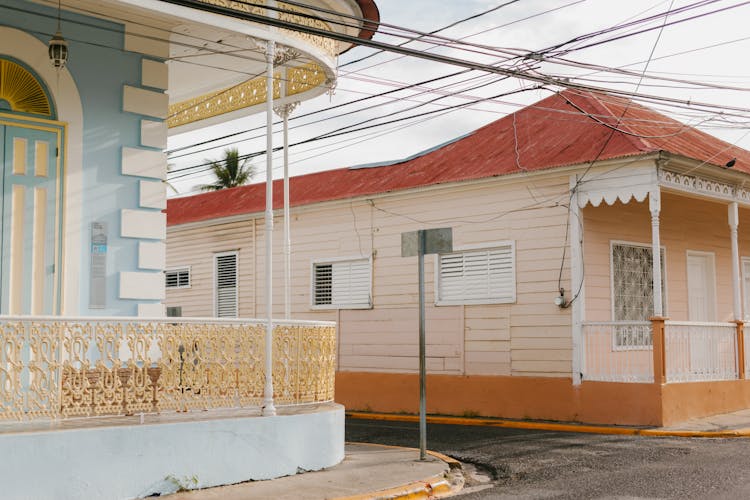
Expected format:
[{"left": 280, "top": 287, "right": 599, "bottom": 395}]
[
  {"left": 165, "top": 268, "right": 190, "bottom": 289},
  {"left": 312, "top": 258, "right": 371, "bottom": 309},
  {"left": 215, "top": 252, "right": 238, "bottom": 318},
  {"left": 437, "top": 243, "right": 515, "bottom": 305}
]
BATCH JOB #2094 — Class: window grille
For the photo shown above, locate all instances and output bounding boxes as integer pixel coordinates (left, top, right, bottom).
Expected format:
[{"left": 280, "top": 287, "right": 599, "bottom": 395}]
[
  {"left": 215, "top": 252, "right": 238, "bottom": 318},
  {"left": 437, "top": 243, "right": 515, "bottom": 304},
  {"left": 165, "top": 268, "right": 190, "bottom": 289},
  {"left": 611, "top": 243, "right": 665, "bottom": 348},
  {"left": 312, "top": 258, "right": 370, "bottom": 308}
]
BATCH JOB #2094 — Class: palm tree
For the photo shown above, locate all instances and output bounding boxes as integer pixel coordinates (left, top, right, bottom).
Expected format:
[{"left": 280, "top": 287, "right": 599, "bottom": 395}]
[{"left": 199, "top": 148, "right": 255, "bottom": 191}]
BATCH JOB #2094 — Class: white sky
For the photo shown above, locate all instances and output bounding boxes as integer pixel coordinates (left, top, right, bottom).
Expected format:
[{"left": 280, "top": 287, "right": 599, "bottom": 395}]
[{"left": 167, "top": 0, "right": 750, "bottom": 195}]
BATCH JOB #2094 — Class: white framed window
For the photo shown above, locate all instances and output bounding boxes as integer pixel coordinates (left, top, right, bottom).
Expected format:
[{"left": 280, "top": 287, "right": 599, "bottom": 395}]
[
  {"left": 214, "top": 251, "right": 238, "bottom": 318},
  {"left": 311, "top": 256, "right": 371, "bottom": 309},
  {"left": 436, "top": 242, "right": 515, "bottom": 305},
  {"left": 165, "top": 267, "right": 190, "bottom": 289},
  {"left": 610, "top": 241, "right": 666, "bottom": 349}
]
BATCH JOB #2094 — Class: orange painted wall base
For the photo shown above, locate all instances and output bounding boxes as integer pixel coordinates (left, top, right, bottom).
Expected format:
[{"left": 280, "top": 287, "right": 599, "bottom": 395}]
[{"left": 336, "top": 372, "right": 750, "bottom": 426}]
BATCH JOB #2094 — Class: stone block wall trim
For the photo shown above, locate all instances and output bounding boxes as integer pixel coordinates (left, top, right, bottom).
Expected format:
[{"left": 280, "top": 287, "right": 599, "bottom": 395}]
[
  {"left": 120, "top": 271, "right": 165, "bottom": 300},
  {"left": 142, "top": 59, "right": 168, "bottom": 90},
  {"left": 140, "top": 180, "right": 167, "bottom": 209},
  {"left": 121, "top": 209, "right": 166, "bottom": 240},
  {"left": 123, "top": 86, "right": 168, "bottom": 119},
  {"left": 137, "top": 302, "right": 166, "bottom": 317},
  {"left": 138, "top": 241, "right": 166, "bottom": 270},
  {"left": 122, "top": 147, "right": 167, "bottom": 180},
  {"left": 140, "top": 119, "right": 167, "bottom": 149},
  {"left": 124, "top": 24, "right": 170, "bottom": 59}
]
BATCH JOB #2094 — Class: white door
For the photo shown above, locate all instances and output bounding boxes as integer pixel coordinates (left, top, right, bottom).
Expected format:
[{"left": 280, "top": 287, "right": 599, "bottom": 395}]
[
  {"left": 742, "top": 258, "right": 750, "bottom": 322},
  {"left": 687, "top": 252, "right": 716, "bottom": 321},
  {"left": 687, "top": 252, "right": 716, "bottom": 373}
]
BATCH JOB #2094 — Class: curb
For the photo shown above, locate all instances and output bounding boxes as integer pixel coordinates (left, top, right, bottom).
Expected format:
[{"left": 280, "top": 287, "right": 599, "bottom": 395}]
[
  {"left": 334, "top": 443, "right": 463, "bottom": 500},
  {"left": 333, "top": 473, "right": 454, "bottom": 500},
  {"left": 346, "top": 411, "right": 750, "bottom": 438}
]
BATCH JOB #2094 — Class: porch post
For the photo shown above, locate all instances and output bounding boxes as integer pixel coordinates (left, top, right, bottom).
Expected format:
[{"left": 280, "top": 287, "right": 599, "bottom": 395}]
[
  {"left": 729, "top": 202, "right": 742, "bottom": 321},
  {"left": 737, "top": 320, "right": 746, "bottom": 380},
  {"left": 651, "top": 316, "right": 666, "bottom": 384},
  {"left": 274, "top": 100, "right": 299, "bottom": 320},
  {"left": 262, "top": 38, "right": 277, "bottom": 417},
  {"left": 650, "top": 190, "right": 663, "bottom": 317},
  {"left": 569, "top": 175, "right": 584, "bottom": 385}
]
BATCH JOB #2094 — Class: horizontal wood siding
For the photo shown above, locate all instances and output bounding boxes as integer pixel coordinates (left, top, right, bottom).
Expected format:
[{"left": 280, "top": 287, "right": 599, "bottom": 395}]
[
  {"left": 165, "top": 220, "right": 254, "bottom": 317},
  {"left": 167, "top": 173, "right": 573, "bottom": 377}
]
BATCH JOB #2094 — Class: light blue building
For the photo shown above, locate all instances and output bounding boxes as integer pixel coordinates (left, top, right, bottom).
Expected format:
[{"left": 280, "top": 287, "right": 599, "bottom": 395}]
[
  {"left": 2, "top": 0, "right": 168, "bottom": 316},
  {"left": 0, "top": 1, "right": 378, "bottom": 498}
]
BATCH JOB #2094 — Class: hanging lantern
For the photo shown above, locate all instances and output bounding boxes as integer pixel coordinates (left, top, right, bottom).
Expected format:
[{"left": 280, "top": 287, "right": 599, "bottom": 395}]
[{"left": 48, "top": 31, "right": 69, "bottom": 69}]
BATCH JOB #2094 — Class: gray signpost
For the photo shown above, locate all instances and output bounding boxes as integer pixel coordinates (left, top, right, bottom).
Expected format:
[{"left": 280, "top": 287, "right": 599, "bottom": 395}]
[{"left": 401, "top": 228, "right": 452, "bottom": 460}]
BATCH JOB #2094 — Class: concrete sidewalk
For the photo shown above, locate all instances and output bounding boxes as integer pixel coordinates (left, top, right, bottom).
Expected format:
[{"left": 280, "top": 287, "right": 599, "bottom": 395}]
[
  {"left": 165, "top": 442, "right": 461, "bottom": 500},
  {"left": 660, "top": 407, "right": 750, "bottom": 433}
]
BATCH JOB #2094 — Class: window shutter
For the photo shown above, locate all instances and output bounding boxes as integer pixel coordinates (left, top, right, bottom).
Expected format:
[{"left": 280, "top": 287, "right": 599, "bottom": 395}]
[
  {"left": 332, "top": 259, "right": 370, "bottom": 306},
  {"left": 438, "top": 245, "right": 515, "bottom": 303},
  {"left": 165, "top": 268, "right": 190, "bottom": 289},
  {"left": 314, "top": 263, "right": 333, "bottom": 305},
  {"left": 313, "top": 258, "right": 371, "bottom": 308},
  {"left": 216, "top": 253, "right": 238, "bottom": 317}
]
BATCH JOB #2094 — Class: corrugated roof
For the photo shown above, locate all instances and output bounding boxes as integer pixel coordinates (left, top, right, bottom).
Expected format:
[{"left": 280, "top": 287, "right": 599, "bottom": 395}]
[{"left": 168, "top": 89, "right": 750, "bottom": 226}]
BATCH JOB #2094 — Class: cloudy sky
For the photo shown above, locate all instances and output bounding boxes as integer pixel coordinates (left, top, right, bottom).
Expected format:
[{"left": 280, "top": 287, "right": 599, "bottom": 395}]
[{"left": 167, "top": 0, "right": 750, "bottom": 194}]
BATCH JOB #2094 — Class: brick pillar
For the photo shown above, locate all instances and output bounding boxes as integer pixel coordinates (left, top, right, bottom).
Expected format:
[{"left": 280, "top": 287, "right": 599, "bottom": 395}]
[
  {"left": 651, "top": 316, "right": 667, "bottom": 385},
  {"left": 736, "top": 320, "right": 745, "bottom": 380}
]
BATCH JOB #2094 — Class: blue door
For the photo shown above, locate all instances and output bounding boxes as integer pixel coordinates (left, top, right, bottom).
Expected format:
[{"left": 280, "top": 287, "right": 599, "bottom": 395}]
[{"left": 0, "top": 123, "right": 60, "bottom": 315}]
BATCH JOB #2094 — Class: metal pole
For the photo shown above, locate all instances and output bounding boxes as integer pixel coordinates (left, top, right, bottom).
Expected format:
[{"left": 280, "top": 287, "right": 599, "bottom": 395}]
[
  {"left": 262, "top": 38, "right": 276, "bottom": 417},
  {"left": 418, "top": 229, "right": 426, "bottom": 460},
  {"left": 283, "top": 109, "right": 291, "bottom": 320}
]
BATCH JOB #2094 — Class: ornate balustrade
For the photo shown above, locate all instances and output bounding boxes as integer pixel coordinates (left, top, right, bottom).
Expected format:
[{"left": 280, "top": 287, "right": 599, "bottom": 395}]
[
  {"left": 0, "top": 316, "right": 336, "bottom": 420},
  {"left": 581, "top": 320, "right": 744, "bottom": 384},
  {"left": 664, "top": 321, "right": 738, "bottom": 382}
]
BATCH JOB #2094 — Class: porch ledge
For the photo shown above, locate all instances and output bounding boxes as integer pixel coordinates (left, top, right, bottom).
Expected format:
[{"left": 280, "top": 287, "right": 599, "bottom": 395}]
[{"left": 0, "top": 402, "right": 345, "bottom": 500}]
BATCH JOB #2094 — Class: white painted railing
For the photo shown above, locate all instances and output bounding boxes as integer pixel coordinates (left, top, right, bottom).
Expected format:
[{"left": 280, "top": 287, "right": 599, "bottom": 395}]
[
  {"left": 664, "top": 321, "right": 737, "bottom": 382},
  {"left": 0, "top": 315, "right": 336, "bottom": 420},
  {"left": 581, "top": 322, "right": 654, "bottom": 382}
]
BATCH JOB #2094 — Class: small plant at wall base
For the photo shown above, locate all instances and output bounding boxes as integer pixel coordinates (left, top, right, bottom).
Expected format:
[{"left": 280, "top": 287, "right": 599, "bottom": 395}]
[
  {"left": 200, "top": 148, "right": 255, "bottom": 191},
  {"left": 165, "top": 474, "right": 199, "bottom": 492}
]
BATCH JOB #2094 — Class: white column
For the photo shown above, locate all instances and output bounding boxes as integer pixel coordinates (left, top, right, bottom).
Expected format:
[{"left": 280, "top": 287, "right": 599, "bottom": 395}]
[
  {"left": 729, "top": 201, "right": 742, "bottom": 321},
  {"left": 650, "top": 190, "right": 663, "bottom": 317},
  {"left": 274, "top": 101, "right": 299, "bottom": 320},
  {"left": 263, "top": 39, "right": 276, "bottom": 417},
  {"left": 569, "top": 176, "right": 585, "bottom": 385}
]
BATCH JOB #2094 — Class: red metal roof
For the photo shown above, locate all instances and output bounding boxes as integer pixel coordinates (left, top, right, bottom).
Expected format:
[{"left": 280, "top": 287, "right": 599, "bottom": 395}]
[{"left": 168, "top": 90, "right": 750, "bottom": 226}]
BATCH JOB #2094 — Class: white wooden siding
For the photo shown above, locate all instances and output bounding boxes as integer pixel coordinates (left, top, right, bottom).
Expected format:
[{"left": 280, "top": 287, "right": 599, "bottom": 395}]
[{"left": 166, "top": 174, "right": 574, "bottom": 377}]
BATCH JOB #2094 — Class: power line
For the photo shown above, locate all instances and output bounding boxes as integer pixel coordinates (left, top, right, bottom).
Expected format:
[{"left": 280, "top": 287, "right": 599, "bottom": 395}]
[{"left": 167, "top": 85, "right": 540, "bottom": 180}]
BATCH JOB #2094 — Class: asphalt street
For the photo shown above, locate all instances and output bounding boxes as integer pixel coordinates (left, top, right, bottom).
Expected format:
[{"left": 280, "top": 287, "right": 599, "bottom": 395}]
[{"left": 345, "top": 417, "right": 750, "bottom": 499}]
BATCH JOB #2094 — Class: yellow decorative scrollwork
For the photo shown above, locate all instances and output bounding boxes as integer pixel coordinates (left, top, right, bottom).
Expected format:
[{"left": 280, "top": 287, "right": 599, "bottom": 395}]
[
  {"left": 167, "top": 62, "right": 327, "bottom": 129},
  {"left": 0, "top": 318, "right": 334, "bottom": 420},
  {"left": 167, "top": 72, "right": 280, "bottom": 129},
  {"left": 277, "top": 2, "right": 337, "bottom": 58},
  {"left": 193, "top": 0, "right": 337, "bottom": 58},
  {"left": 0, "top": 59, "right": 52, "bottom": 117}
]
